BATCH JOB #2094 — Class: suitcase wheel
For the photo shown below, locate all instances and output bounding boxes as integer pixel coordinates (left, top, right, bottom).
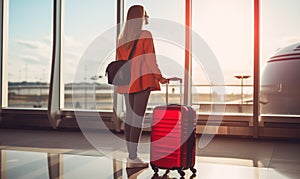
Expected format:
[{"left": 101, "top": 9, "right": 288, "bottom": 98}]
[
  {"left": 151, "top": 173, "right": 159, "bottom": 179},
  {"left": 150, "top": 164, "right": 159, "bottom": 173},
  {"left": 190, "top": 167, "right": 197, "bottom": 174},
  {"left": 177, "top": 169, "right": 185, "bottom": 177},
  {"left": 190, "top": 173, "right": 197, "bottom": 179}
]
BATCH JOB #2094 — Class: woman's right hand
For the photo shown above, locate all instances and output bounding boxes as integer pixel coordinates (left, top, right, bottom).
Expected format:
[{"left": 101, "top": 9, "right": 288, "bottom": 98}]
[{"left": 159, "top": 77, "right": 169, "bottom": 84}]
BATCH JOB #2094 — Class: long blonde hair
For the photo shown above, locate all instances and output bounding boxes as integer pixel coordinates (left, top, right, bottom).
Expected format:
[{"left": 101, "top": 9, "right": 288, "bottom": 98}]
[{"left": 118, "top": 5, "right": 145, "bottom": 49}]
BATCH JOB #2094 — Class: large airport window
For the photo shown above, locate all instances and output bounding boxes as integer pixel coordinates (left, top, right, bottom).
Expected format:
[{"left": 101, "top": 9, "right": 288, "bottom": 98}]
[
  {"left": 125, "top": 0, "right": 185, "bottom": 111},
  {"left": 192, "top": 0, "right": 253, "bottom": 114},
  {"left": 63, "top": 0, "right": 116, "bottom": 110},
  {"left": 260, "top": 0, "right": 300, "bottom": 116},
  {"left": 5, "top": 0, "right": 53, "bottom": 109}
]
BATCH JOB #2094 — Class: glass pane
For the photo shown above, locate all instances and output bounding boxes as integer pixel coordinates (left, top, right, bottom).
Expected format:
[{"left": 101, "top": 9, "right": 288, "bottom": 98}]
[
  {"left": 125, "top": 0, "right": 185, "bottom": 111},
  {"left": 63, "top": 0, "right": 116, "bottom": 110},
  {"left": 6, "top": 0, "right": 53, "bottom": 108},
  {"left": 193, "top": 0, "right": 253, "bottom": 114},
  {"left": 260, "top": 0, "right": 300, "bottom": 116}
]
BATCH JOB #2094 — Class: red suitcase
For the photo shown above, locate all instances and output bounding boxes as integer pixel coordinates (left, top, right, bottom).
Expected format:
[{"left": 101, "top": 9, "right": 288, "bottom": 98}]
[{"left": 150, "top": 78, "right": 197, "bottom": 177}]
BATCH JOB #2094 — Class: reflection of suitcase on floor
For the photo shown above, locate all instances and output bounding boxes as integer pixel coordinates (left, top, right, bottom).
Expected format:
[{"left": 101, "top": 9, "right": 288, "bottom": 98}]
[{"left": 150, "top": 78, "right": 197, "bottom": 177}]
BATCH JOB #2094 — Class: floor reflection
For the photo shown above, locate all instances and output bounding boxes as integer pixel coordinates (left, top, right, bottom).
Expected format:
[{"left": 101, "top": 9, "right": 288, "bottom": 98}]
[
  {"left": 1, "top": 149, "right": 115, "bottom": 179},
  {"left": 126, "top": 167, "right": 148, "bottom": 179},
  {"left": 0, "top": 148, "right": 296, "bottom": 179},
  {"left": 149, "top": 171, "right": 196, "bottom": 179},
  {"left": 126, "top": 167, "right": 197, "bottom": 179},
  {"left": 4, "top": 150, "right": 49, "bottom": 179}
]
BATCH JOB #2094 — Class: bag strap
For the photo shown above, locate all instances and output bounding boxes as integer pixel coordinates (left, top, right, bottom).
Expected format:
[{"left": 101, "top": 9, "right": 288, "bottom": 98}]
[
  {"left": 127, "top": 38, "right": 139, "bottom": 60},
  {"left": 128, "top": 36, "right": 142, "bottom": 88}
]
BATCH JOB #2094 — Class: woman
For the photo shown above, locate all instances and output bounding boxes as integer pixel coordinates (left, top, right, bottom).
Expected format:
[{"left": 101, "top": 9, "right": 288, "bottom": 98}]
[{"left": 116, "top": 5, "right": 168, "bottom": 168}]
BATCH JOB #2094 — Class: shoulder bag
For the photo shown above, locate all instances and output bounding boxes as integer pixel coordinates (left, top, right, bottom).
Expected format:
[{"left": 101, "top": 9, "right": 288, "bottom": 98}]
[{"left": 105, "top": 39, "right": 139, "bottom": 86}]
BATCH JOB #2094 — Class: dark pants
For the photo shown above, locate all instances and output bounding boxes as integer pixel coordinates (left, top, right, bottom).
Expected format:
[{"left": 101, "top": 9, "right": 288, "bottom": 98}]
[{"left": 124, "top": 89, "right": 151, "bottom": 160}]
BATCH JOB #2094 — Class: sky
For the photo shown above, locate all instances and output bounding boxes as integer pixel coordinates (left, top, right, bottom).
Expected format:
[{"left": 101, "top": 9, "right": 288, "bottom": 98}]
[{"left": 6, "top": 0, "right": 300, "bottom": 88}]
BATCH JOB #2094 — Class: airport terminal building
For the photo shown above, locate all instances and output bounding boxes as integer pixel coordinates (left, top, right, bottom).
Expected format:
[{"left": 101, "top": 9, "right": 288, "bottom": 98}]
[{"left": 0, "top": 0, "right": 300, "bottom": 178}]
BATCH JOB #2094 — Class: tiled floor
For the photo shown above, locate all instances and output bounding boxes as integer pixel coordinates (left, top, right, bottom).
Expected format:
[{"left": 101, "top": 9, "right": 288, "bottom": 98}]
[{"left": 0, "top": 129, "right": 300, "bottom": 179}]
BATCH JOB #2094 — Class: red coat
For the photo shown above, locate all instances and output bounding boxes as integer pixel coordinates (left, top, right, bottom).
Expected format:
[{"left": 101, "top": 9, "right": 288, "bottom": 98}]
[{"left": 116, "top": 30, "right": 162, "bottom": 94}]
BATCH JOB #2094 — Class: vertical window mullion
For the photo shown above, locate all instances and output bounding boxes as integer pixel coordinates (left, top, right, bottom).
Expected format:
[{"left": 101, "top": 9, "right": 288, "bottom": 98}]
[
  {"left": 253, "top": 0, "right": 260, "bottom": 138},
  {"left": 184, "top": 0, "right": 192, "bottom": 106},
  {"left": 1, "top": 0, "right": 8, "bottom": 109},
  {"left": 112, "top": 0, "right": 125, "bottom": 132},
  {"left": 48, "top": 0, "right": 63, "bottom": 129}
]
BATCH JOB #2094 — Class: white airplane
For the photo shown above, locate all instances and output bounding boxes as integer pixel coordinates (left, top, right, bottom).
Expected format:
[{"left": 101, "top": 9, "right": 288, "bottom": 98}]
[{"left": 261, "top": 42, "right": 300, "bottom": 115}]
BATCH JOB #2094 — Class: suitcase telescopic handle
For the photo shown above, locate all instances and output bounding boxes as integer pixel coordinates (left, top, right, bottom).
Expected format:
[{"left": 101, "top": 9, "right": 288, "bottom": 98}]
[{"left": 166, "top": 77, "right": 182, "bottom": 105}]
